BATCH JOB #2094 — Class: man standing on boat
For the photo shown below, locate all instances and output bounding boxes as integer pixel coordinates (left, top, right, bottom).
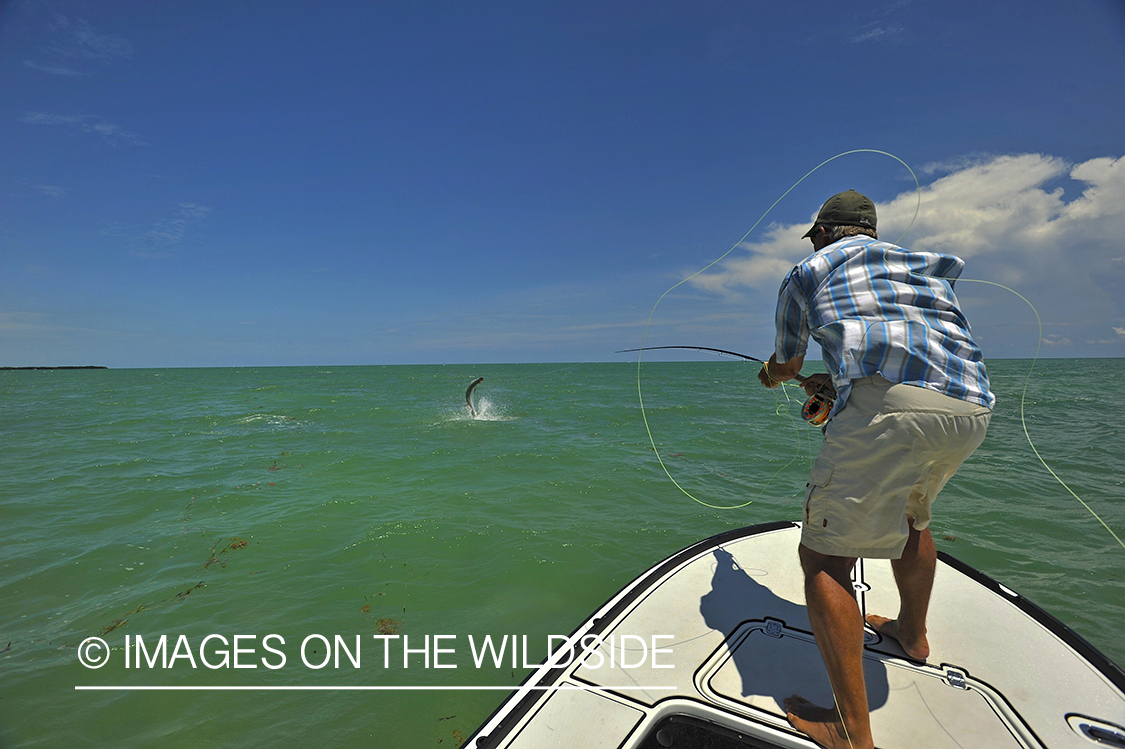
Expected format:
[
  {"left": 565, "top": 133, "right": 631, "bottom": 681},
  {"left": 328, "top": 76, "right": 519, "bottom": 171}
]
[{"left": 757, "top": 189, "right": 994, "bottom": 749}]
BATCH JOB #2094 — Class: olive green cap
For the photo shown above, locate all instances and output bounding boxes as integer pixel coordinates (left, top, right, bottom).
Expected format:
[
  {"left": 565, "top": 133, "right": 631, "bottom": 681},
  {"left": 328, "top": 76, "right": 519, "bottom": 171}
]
[{"left": 802, "top": 189, "right": 877, "bottom": 238}]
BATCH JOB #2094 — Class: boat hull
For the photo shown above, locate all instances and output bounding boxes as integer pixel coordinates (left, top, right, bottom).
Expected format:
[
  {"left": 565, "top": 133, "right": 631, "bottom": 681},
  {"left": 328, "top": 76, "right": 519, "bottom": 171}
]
[{"left": 466, "top": 521, "right": 1125, "bottom": 748}]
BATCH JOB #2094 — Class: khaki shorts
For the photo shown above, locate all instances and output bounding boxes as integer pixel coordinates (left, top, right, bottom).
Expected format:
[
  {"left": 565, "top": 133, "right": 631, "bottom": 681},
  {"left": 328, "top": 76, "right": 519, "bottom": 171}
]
[{"left": 800, "top": 375, "right": 991, "bottom": 559}]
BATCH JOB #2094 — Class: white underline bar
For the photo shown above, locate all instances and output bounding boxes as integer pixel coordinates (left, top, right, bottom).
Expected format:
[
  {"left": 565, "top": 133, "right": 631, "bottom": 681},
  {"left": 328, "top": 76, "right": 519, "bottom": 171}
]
[{"left": 75, "top": 685, "right": 675, "bottom": 692}]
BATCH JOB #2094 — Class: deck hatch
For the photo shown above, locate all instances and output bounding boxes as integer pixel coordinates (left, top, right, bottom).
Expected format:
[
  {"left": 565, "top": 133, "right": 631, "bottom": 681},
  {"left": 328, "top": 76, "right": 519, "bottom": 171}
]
[{"left": 697, "top": 621, "right": 1040, "bottom": 748}]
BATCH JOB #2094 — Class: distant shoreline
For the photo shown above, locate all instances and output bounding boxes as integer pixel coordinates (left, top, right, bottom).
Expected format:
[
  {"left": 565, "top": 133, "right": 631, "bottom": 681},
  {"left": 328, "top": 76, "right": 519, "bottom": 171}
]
[{"left": 0, "top": 366, "right": 108, "bottom": 370}]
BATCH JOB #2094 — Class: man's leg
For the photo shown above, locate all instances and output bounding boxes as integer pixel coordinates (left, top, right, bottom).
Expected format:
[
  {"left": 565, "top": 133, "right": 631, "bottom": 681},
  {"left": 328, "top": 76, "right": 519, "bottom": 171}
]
[
  {"left": 866, "top": 516, "right": 935, "bottom": 660},
  {"left": 784, "top": 544, "right": 874, "bottom": 749}
]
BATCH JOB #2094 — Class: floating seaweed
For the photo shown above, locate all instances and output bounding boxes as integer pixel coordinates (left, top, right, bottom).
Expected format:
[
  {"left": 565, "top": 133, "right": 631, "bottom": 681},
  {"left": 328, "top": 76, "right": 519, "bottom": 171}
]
[
  {"left": 204, "top": 537, "right": 249, "bottom": 568},
  {"left": 101, "top": 618, "right": 127, "bottom": 635},
  {"left": 225, "top": 537, "right": 248, "bottom": 551},
  {"left": 375, "top": 617, "right": 400, "bottom": 636},
  {"left": 175, "top": 582, "right": 205, "bottom": 601}
]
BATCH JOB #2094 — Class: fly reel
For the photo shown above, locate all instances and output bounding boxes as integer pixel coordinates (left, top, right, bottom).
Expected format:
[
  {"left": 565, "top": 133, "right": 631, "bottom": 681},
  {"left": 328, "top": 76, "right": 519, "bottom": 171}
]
[
  {"left": 795, "top": 374, "right": 836, "bottom": 426},
  {"left": 801, "top": 391, "right": 834, "bottom": 426}
]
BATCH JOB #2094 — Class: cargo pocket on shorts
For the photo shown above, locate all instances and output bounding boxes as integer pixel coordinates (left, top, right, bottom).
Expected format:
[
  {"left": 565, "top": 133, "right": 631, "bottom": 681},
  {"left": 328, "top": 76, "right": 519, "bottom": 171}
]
[{"left": 804, "top": 461, "right": 834, "bottom": 526}]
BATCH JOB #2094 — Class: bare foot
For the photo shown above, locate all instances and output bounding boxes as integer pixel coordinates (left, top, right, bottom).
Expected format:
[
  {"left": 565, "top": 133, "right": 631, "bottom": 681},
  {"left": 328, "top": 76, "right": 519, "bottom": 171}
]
[
  {"left": 784, "top": 694, "right": 873, "bottom": 749},
  {"left": 866, "top": 614, "right": 929, "bottom": 660}
]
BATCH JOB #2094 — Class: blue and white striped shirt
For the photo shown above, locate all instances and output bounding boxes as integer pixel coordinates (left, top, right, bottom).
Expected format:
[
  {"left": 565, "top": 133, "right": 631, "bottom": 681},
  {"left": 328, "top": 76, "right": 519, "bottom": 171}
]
[{"left": 774, "top": 236, "right": 994, "bottom": 417}]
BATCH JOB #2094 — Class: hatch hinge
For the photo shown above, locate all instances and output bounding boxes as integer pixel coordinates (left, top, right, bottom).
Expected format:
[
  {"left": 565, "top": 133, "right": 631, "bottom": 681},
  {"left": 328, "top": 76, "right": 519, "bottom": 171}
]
[
  {"left": 1067, "top": 715, "right": 1125, "bottom": 747},
  {"left": 945, "top": 667, "right": 968, "bottom": 690}
]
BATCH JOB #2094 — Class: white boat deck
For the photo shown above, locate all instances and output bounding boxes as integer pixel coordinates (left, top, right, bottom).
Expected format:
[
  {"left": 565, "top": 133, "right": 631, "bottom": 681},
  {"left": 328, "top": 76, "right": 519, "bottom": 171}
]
[{"left": 467, "top": 522, "right": 1125, "bottom": 749}]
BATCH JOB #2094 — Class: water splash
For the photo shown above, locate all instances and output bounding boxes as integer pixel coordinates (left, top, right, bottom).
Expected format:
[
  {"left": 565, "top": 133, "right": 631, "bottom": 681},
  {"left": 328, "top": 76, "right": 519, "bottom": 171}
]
[
  {"left": 466, "top": 398, "right": 515, "bottom": 422},
  {"left": 441, "top": 397, "right": 516, "bottom": 423}
]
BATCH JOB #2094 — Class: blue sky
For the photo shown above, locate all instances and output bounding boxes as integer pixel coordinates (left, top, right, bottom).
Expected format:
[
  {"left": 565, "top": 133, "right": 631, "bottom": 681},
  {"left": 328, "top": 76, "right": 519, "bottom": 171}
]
[{"left": 3, "top": 0, "right": 1124, "bottom": 367}]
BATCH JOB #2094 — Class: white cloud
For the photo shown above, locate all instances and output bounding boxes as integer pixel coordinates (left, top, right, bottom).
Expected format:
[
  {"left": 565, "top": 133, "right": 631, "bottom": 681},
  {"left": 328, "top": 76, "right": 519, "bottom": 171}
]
[
  {"left": 687, "top": 153, "right": 1125, "bottom": 357},
  {"left": 24, "top": 59, "right": 86, "bottom": 76},
  {"left": 850, "top": 23, "right": 905, "bottom": 43},
  {"left": 15, "top": 181, "right": 69, "bottom": 198},
  {"left": 45, "top": 15, "right": 133, "bottom": 62},
  {"left": 22, "top": 112, "right": 81, "bottom": 126},
  {"left": 1063, "top": 157, "right": 1125, "bottom": 224},
  {"left": 23, "top": 15, "right": 132, "bottom": 78},
  {"left": 694, "top": 153, "right": 1125, "bottom": 284},
  {"left": 29, "top": 184, "right": 68, "bottom": 198},
  {"left": 878, "top": 153, "right": 1069, "bottom": 259},
  {"left": 688, "top": 221, "right": 807, "bottom": 297},
  {"left": 883, "top": 154, "right": 1125, "bottom": 259},
  {"left": 21, "top": 111, "right": 144, "bottom": 146},
  {"left": 0, "top": 311, "right": 47, "bottom": 331},
  {"left": 846, "top": 1, "right": 911, "bottom": 44},
  {"left": 135, "top": 203, "right": 214, "bottom": 256}
]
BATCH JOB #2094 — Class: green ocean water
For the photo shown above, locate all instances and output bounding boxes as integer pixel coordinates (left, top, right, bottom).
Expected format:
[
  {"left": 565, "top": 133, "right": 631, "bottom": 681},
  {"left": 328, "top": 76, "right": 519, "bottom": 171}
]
[{"left": 2, "top": 360, "right": 1122, "bottom": 748}]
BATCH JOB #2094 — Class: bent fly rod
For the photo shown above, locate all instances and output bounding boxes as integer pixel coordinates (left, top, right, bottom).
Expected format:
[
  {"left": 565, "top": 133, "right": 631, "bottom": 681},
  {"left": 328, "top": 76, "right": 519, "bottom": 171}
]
[{"left": 616, "top": 345, "right": 834, "bottom": 425}]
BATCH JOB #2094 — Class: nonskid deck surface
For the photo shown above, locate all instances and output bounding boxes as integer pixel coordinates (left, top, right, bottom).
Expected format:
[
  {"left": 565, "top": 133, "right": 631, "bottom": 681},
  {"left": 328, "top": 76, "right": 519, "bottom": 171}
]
[{"left": 468, "top": 522, "right": 1125, "bottom": 749}]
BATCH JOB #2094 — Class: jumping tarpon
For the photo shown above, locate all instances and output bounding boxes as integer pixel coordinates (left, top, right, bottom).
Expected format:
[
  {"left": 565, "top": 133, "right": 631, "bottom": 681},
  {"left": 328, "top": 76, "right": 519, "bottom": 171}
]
[{"left": 465, "top": 377, "right": 484, "bottom": 417}]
